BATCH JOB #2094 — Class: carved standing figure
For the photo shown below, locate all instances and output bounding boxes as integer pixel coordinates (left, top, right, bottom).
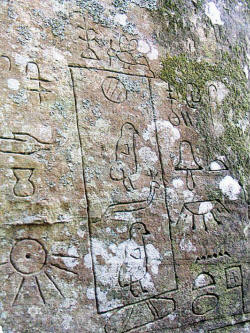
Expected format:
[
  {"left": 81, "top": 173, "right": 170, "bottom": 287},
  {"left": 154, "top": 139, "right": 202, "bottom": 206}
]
[{"left": 110, "top": 122, "right": 138, "bottom": 191}]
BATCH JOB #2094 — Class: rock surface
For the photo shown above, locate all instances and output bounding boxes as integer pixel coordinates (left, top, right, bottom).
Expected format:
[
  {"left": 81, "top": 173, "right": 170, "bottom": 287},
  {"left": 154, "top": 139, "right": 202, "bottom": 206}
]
[{"left": 0, "top": 0, "right": 249, "bottom": 332}]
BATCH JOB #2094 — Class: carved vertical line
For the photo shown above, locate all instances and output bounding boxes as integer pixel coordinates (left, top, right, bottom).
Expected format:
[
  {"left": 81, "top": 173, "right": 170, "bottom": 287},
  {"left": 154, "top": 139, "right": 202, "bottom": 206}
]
[
  {"left": 69, "top": 68, "right": 99, "bottom": 311},
  {"left": 147, "top": 77, "right": 178, "bottom": 289}
]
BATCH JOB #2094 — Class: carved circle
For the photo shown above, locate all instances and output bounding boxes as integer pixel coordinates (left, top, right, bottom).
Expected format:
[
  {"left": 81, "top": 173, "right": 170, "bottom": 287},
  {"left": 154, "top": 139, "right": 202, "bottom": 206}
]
[
  {"left": 10, "top": 239, "right": 46, "bottom": 275},
  {"left": 102, "top": 76, "right": 127, "bottom": 103}
]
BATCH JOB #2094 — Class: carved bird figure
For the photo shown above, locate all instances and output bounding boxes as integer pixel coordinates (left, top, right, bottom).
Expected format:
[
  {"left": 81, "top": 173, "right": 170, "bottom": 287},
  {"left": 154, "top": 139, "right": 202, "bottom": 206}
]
[{"left": 118, "top": 222, "right": 150, "bottom": 297}]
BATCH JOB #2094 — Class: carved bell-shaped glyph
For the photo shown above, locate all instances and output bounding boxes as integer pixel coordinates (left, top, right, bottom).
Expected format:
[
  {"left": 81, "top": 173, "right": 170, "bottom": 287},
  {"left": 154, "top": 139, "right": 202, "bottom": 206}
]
[{"left": 175, "top": 141, "right": 202, "bottom": 190}]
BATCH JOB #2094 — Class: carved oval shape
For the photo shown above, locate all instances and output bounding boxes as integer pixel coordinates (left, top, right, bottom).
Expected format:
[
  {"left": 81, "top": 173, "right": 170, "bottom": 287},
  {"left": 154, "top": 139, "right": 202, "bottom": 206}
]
[
  {"left": 102, "top": 77, "right": 127, "bottom": 103},
  {"left": 192, "top": 294, "right": 218, "bottom": 315},
  {"left": 10, "top": 239, "right": 46, "bottom": 275}
]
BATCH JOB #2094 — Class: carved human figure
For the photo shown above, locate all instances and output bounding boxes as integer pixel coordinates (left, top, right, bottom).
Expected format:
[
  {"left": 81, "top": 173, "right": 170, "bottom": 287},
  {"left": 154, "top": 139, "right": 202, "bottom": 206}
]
[{"left": 118, "top": 223, "right": 150, "bottom": 297}]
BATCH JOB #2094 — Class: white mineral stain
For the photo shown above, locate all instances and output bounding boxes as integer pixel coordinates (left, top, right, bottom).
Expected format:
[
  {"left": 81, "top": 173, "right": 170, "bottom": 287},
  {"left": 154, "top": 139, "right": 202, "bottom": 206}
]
[
  {"left": 172, "top": 178, "right": 184, "bottom": 188},
  {"left": 209, "top": 161, "right": 222, "bottom": 170},
  {"left": 117, "top": 225, "right": 127, "bottom": 233},
  {"left": 143, "top": 120, "right": 180, "bottom": 145},
  {"left": 77, "top": 229, "right": 85, "bottom": 238},
  {"left": 96, "top": 286, "right": 122, "bottom": 311},
  {"left": 62, "top": 315, "right": 72, "bottom": 330},
  {"left": 218, "top": 86, "right": 229, "bottom": 103},
  {"left": 244, "top": 65, "right": 249, "bottom": 80},
  {"left": 84, "top": 253, "right": 93, "bottom": 269},
  {"left": 205, "top": 2, "right": 224, "bottom": 25},
  {"left": 180, "top": 239, "right": 196, "bottom": 252},
  {"left": 109, "top": 243, "right": 117, "bottom": 254},
  {"left": 156, "top": 120, "right": 181, "bottom": 146},
  {"left": 0, "top": 325, "right": 2, "bottom": 333},
  {"left": 114, "top": 13, "right": 127, "bottom": 26},
  {"left": 113, "top": 211, "right": 136, "bottom": 222},
  {"left": 28, "top": 306, "right": 41, "bottom": 318},
  {"left": 199, "top": 201, "right": 213, "bottom": 214},
  {"left": 7, "top": 79, "right": 20, "bottom": 90},
  {"left": 146, "top": 244, "right": 162, "bottom": 275},
  {"left": 8, "top": 156, "right": 15, "bottom": 163},
  {"left": 138, "top": 146, "right": 158, "bottom": 164},
  {"left": 167, "top": 313, "right": 177, "bottom": 321},
  {"left": 86, "top": 287, "right": 95, "bottom": 300},
  {"left": 62, "top": 298, "right": 77, "bottom": 309},
  {"left": 137, "top": 40, "right": 151, "bottom": 53},
  {"left": 147, "top": 46, "right": 158, "bottom": 60},
  {"left": 62, "top": 257, "right": 78, "bottom": 269},
  {"left": 219, "top": 175, "right": 241, "bottom": 200},
  {"left": 183, "top": 190, "right": 194, "bottom": 201},
  {"left": 68, "top": 246, "right": 78, "bottom": 257},
  {"left": 194, "top": 274, "right": 207, "bottom": 288},
  {"left": 15, "top": 53, "right": 30, "bottom": 66}
]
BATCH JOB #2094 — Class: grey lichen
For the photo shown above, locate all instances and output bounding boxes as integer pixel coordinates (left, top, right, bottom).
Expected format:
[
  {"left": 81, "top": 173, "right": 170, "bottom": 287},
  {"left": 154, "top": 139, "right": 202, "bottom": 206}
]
[
  {"left": 9, "top": 89, "right": 28, "bottom": 105},
  {"left": 47, "top": 11, "right": 69, "bottom": 39},
  {"left": 17, "top": 25, "right": 32, "bottom": 45}
]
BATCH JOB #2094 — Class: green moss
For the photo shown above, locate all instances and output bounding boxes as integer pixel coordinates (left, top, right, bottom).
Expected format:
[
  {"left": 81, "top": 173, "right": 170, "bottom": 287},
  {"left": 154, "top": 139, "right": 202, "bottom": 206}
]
[{"left": 160, "top": 53, "right": 249, "bottom": 185}]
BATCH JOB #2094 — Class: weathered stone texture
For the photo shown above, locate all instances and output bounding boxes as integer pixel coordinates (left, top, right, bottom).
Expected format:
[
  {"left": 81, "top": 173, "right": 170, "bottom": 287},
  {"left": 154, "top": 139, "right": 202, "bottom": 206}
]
[{"left": 0, "top": 0, "right": 249, "bottom": 332}]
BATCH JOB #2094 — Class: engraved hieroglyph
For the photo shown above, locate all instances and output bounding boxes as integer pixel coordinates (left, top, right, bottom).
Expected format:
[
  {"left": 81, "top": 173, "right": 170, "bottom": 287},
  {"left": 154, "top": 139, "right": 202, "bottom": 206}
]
[
  {"left": 0, "top": 1, "right": 249, "bottom": 332},
  {"left": 0, "top": 54, "right": 84, "bottom": 225},
  {"left": 70, "top": 67, "right": 176, "bottom": 313}
]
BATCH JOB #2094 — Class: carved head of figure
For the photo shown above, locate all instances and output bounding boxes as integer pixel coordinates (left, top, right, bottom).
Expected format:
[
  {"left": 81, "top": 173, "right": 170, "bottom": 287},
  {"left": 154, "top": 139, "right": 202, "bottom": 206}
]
[{"left": 129, "top": 222, "right": 150, "bottom": 242}]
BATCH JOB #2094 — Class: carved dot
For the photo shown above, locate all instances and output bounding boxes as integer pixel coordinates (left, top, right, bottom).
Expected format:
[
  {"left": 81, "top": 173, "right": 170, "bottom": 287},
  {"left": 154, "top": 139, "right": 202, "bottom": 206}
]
[{"left": 10, "top": 239, "right": 46, "bottom": 275}]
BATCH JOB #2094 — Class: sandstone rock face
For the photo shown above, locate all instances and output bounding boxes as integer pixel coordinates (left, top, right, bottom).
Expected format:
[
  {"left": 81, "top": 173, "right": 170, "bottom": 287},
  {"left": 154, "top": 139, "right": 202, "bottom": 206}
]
[{"left": 0, "top": 1, "right": 249, "bottom": 332}]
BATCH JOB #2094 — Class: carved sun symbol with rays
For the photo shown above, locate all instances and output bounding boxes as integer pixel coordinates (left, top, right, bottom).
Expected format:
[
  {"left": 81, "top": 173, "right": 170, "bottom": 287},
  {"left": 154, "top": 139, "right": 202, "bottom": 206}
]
[{"left": 0, "top": 238, "right": 79, "bottom": 305}]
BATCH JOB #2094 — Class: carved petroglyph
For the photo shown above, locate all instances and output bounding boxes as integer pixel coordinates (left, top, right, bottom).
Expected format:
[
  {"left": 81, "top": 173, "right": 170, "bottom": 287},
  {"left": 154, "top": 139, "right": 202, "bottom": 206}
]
[
  {"left": 178, "top": 200, "right": 229, "bottom": 232},
  {"left": 102, "top": 77, "right": 128, "bottom": 104},
  {"left": 118, "top": 223, "right": 150, "bottom": 297},
  {"left": 10, "top": 239, "right": 46, "bottom": 275},
  {"left": 196, "top": 250, "right": 231, "bottom": 262},
  {"left": 0, "top": 55, "right": 11, "bottom": 71},
  {"left": 192, "top": 293, "right": 219, "bottom": 315},
  {"left": 175, "top": 141, "right": 202, "bottom": 190},
  {"left": 110, "top": 122, "right": 138, "bottom": 192},
  {"left": 26, "top": 62, "right": 51, "bottom": 103},
  {"left": 104, "top": 297, "right": 176, "bottom": 333},
  {"left": 0, "top": 237, "right": 81, "bottom": 306},
  {"left": 225, "top": 266, "right": 243, "bottom": 289},
  {"left": 12, "top": 168, "right": 35, "bottom": 197},
  {"left": 107, "top": 35, "right": 154, "bottom": 77},
  {"left": 186, "top": 83, "right": 201, "bottom": 109},
  {"left": 0, "top": 2, "right": 248, "bottom": 332},
  {"left": 70, "top": 67, "right": 177, "bottom": 316},
  {"left": 0, "top": 132, "right": 52, "bottom": 155},
  {"left": 193, "top": 272, "right": 215, "bottom": 290},
  {"left": 102, "top": 178, "right": 160, "bottom": 221},
  {"left": 77, "top": 18, "right": 100, "bottom": 60}
]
